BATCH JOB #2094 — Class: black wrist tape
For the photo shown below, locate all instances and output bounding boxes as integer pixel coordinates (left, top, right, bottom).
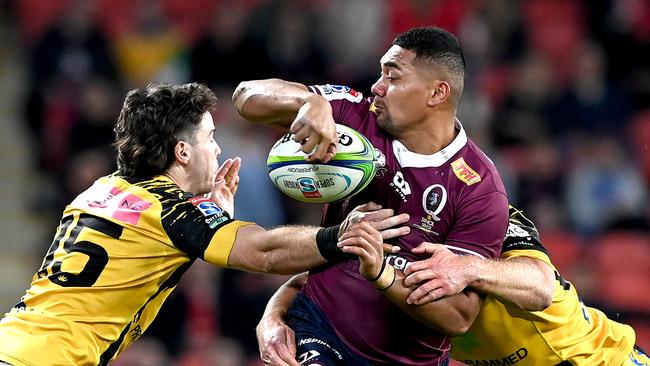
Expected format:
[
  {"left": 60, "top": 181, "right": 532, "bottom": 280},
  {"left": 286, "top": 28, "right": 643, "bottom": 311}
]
[{"left": 316, "top": 225, "right": 351, "bottom": 261}]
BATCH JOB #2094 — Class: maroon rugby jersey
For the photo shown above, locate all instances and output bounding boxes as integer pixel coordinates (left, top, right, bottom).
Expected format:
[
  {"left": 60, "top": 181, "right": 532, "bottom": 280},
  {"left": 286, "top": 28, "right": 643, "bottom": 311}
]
[{"left": 303, "top": 84, "right": 509, "bottom": 365}]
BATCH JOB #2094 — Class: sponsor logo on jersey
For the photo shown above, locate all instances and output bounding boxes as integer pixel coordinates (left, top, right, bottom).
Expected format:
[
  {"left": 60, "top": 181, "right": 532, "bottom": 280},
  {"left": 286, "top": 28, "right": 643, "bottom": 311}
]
[
  {"left": 458, "top": 347, "right": 528, "bottom": 365},
  {"left": 386, "top": 253, "right": 412, "bottom": 271},
  {"left": 313, "top": 84, "right": 363, "bottom": 103},
  {"left": 506, "top": 222, "right": 531, "bottom": 238},
  {"left": 189, "top": 197, "right": 229, "bottom": 228},
  {"left": 390, "top": 171, "right": 411, "bottom": 202},
  {"left": 451, "top": 157, "right": 481, "bottom": 186},
  {"left": 74, "top": 186, "right": 152, "bottom": 225}
]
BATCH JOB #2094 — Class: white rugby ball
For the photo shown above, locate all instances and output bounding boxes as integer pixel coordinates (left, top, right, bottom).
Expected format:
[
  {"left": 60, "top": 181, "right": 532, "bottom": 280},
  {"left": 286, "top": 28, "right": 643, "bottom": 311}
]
[{"left": 267, "top": 124, "right": 378, "bottom": 203}]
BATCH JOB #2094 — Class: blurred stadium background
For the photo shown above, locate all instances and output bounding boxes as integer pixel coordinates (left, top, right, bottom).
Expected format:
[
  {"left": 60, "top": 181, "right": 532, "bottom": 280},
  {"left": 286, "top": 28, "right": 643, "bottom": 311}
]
[{"left": 0, "top": 0, "right": 648, "bottom": 365}]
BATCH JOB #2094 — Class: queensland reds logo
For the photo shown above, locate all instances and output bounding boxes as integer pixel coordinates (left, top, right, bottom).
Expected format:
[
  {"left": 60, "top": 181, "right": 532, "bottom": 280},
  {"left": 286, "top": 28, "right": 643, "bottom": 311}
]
[{"left": 422, "top": 184, "right": 447, "bottom": 222}]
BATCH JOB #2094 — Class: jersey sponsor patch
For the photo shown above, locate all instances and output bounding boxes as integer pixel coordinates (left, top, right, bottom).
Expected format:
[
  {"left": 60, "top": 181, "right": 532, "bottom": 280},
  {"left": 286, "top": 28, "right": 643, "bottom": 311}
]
[
  {"left": 310, "top": 84, "right": 363, "bottom": 103},
  {"left": 451, "top": 157, "right": 481, "bottom": 186},
  {"left": 458, "top": 347, "right": 529, "bottom": 366},
  {"left": 71, "top": 185, "right": 152, "bottom": 225},
  {"left": 188, "top": 197, "right": 229, "bottom": 228}
]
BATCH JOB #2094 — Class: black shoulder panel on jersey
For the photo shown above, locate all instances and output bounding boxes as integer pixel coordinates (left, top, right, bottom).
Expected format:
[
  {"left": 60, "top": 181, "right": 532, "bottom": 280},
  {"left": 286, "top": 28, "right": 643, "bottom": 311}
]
[
  {"left": 134, "top": 179, "right": 233, "bottom": 260},
  {"left": 502, "top": 206, "right": 549, "bottom": 255}
]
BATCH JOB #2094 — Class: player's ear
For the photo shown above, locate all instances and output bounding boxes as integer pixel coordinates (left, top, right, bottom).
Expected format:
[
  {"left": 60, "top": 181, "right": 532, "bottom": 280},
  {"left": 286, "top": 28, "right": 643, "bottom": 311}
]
[
  {"left": 174, "top": 141, "right": 191, "bottom": 165},
  {"left": 427, "top": 80, "right": 450, "bottom": 107}
]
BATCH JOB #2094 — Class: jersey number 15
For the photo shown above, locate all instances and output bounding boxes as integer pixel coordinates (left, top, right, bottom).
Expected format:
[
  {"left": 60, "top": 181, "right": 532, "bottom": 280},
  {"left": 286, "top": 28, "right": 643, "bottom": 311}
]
[{"left": 37, "top": 213, "right": 122, "bottom": 287}]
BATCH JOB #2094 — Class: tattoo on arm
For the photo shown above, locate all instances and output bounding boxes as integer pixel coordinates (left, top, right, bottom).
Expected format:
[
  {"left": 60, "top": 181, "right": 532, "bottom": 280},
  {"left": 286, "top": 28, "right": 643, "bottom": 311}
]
[{"left": 232, "top": 85, "right": 250, "bottom": 111}]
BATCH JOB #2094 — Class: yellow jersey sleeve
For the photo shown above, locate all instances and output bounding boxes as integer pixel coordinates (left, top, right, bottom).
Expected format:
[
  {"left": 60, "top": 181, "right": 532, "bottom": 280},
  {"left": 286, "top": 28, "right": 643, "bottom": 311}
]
[{"left": 203, "top": 220, "right": 255, "bottom": 267}]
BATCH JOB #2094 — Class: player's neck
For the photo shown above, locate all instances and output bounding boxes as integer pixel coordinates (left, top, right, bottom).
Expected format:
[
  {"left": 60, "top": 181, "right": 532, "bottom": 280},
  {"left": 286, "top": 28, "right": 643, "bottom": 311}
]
[
  {"left": 163, "top": 167, "right": 190, "bottom": 192},
  {"left": 399, "top": 114, "right": 457, "bottom": 155}
]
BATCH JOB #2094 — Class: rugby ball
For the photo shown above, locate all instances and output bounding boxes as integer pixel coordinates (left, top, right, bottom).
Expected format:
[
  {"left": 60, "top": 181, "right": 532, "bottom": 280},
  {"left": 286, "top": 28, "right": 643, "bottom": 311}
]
[{"left": 267, "top": 124, "right": 378, "bottom": 203}]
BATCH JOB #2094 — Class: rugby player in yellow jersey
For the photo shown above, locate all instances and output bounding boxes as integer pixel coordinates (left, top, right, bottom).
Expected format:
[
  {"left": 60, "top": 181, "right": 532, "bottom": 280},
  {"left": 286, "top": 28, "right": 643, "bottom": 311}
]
[
  {"left": 0, "top": 83, "right": 410, "bottom": 366},
  {"left": 256, "top": 207, "right": 649, "bottom": 366}
]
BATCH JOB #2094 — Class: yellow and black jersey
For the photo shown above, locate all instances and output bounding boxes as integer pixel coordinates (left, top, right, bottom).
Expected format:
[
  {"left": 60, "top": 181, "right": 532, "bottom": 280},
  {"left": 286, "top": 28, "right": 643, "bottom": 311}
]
[
  {"left": 451, "top": 208, "right": 636, "bottom": 366},
  {"left": 0, "top": 174, "right": 252, "bottom": 366}
]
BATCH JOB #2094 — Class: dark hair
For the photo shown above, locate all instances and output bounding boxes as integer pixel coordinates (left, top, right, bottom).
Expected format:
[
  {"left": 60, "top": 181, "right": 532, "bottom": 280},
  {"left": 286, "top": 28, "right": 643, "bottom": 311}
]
[
  {"left": 114, "top": 83, "right": 217, "bottom": 177},
  {"left": 393, "top": 27, "right": 465, "bottom": 77}
]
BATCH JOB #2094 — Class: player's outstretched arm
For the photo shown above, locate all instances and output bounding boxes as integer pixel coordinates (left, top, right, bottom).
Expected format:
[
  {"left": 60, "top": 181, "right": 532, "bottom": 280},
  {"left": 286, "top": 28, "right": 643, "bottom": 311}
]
[
  {"left": 256, "top": 274, "right": 306, "bottom": 366},
  {"left": 404, "top": 207, "right": 555, "bottom": 311},
  {"left": 225, "top": 203, "right": 410, "bottom": 274},
  {"left": 233, "top": 78, "right": 337, "bottom": 162},
  {"left": 339, "top": 222, "right": 481, "bottom": 336},
  {"left": 404, "top": 244, "right": 554, "bottom": 311}
]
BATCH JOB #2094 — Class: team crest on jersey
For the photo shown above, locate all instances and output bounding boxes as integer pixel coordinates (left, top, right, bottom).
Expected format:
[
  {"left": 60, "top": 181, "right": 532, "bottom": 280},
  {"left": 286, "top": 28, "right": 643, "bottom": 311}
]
[
  {"left": 451, "top": 157, "right": 481, "bottom": 186},
  {"left": 313, "top": 84, "right": 363, "bottom": 103},
  {"left": 189, "top": 197, "right": 228, "bottom": 228},
  {"left": 413, "top": 184, "right": 446, "bottom": 235}
]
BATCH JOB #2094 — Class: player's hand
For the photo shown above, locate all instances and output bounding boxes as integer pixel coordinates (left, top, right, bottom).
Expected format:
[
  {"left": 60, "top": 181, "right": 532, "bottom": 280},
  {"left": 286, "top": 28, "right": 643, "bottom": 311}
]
[
  {"left": 403, "top": 243, "right": 476, "bottom": 305},
  {"left": 338, "top": 222, "right": 385, "bottom": 280},
  {"left": 256, "top": 315, "right": 300, "bottom": 366},
  {"left": 210, "top": 157, "right": 241, "bottom": 217},
  {"left": 339, "top": 202, "right": 410, "bottom": 253},
  {"left": 290, "top": 94, "right": 337, "bottom": 163}
]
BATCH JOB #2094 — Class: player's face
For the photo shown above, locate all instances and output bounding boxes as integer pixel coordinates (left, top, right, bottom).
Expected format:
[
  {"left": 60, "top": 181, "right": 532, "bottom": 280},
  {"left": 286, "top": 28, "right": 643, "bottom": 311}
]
[
  {"left": 187, "top": 112, "right": 221, "bottom": 195},
  {"left": 371, "top": 45, "right": 434, "bottom": 136}
]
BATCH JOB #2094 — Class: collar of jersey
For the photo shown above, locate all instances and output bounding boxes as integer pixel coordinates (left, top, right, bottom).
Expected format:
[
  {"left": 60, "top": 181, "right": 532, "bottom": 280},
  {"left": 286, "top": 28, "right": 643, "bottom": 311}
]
[{"left": 392, "top": 119, "right": 467, "bottom": 168}]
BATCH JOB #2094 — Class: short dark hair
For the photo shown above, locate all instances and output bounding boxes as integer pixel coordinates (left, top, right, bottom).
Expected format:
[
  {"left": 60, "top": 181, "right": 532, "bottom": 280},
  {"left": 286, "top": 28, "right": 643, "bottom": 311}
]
[
  {"left": 394, "top": 27, "right": 465, "bottom": 104},
  {"left": 393, "top": 27, "right": 465, "bottom": 76},
  {"left": 114, "top": 83, "right": 217, "bottom": 177}
]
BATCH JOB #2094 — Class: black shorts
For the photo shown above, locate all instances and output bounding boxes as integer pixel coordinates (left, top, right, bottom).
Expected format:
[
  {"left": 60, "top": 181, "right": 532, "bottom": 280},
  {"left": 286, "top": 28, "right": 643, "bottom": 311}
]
[
  {"left": 286, "top": 293, "right": 450, "bottom": 366},
  {"left": 287, "top": 293, "right": 375, "bottom": 366}
]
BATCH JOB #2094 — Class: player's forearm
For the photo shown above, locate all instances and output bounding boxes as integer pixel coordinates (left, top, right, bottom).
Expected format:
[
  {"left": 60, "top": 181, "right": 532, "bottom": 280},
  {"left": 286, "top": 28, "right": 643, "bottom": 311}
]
[
  {"left": 469, "top": 257, "right": 554, "bottom": 311},
  {"left": 229, "top": 225, "right": 327, "bottom": 274},
  {"left": 233, "top": 78, "right": 314, "bottom": 125},
  {"left": 384, "top": 271, "right": 481, "bottom": 336},
  {"left": 262, "top": 273, "right": 307, "bottom": 320}
]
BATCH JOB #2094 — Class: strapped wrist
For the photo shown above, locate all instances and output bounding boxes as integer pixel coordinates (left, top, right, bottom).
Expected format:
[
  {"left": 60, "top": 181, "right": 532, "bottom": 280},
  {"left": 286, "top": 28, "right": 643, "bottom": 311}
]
[
  {"left": 372, "top": 260, "right": 396, "bottom": 291},
  {"left": 316, "top": 225, "right": 351, "bottom": 261}
]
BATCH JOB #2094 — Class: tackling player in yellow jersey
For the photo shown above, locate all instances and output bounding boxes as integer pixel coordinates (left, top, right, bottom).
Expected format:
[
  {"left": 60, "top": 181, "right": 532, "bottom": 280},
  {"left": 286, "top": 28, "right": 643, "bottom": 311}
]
[
  {"left": 0, "top": 83, "right": 409, "bottom": 366},
  {"left": 257, "top": 206, "right": 649, "bottom": 366}
]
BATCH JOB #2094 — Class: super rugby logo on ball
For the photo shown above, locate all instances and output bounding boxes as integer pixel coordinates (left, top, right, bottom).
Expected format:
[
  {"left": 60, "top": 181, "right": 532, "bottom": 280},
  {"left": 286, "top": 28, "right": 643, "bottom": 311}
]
[{"left": 267, "top": 124, "right": 378, "bottom": 203}]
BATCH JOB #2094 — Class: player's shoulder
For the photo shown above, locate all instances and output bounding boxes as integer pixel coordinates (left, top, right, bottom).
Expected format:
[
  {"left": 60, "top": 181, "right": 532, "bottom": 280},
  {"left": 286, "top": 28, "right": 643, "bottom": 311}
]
[
  {"left": 123, "top": 176, "right": 185, "bottom": 205},
  {"left": 450, "top": 138, "right": 506, "bottom": 194},
  {"left": 308, "top": 84, "right": 367, "bottom": 103}
]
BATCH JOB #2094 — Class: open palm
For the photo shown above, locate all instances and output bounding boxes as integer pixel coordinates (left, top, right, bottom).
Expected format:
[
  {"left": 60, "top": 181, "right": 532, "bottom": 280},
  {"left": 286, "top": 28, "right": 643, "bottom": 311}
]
[{"left": 210, "top": 157, "right": 241, "bottom": 217}]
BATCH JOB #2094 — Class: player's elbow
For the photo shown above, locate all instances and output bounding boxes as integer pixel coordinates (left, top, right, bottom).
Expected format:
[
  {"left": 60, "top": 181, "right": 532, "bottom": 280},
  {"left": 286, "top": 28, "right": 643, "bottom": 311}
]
[
  {"left": 232, "top": 81, "right": 253, "bottom": 116},
  {"left": 422, "top": 313, "right": 475, "bottom": 336},
  {"left": 516, "top": 263, "right": 555, "bottom": 311},
  {"left": 510, "top": 292, "right": 552, "bottom": 312},
  {"left": 435, "top": 319, "right": 473, "bottom": 336},
  {"left": 522, "top": 284, "right": 554, "bottom": 311}
]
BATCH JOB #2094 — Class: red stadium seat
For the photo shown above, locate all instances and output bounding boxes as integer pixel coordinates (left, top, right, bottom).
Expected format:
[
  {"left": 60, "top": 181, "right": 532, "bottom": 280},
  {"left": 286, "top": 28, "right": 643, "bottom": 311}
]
[
  {"left": 591, "top": 231, "right": 650, "bottom": 312},
  {"left": 522, "top": 0, "right": 585, "bottom": 85},
  {"left": 540, "top": 229, "right": 583, "bottom": 277}
]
